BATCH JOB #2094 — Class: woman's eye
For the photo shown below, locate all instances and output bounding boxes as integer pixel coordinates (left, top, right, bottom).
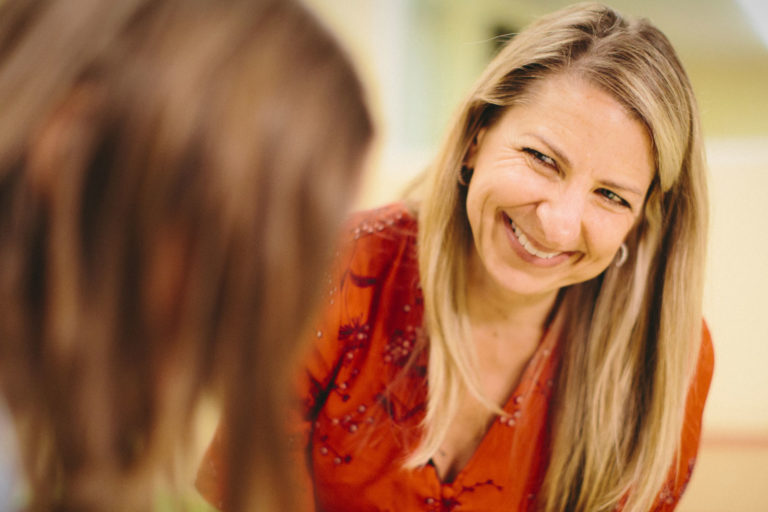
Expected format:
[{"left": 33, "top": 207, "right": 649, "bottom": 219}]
[
  {"left": 598, "top": 188, "right": 630, "bottom": 208},
  {"left": 522, "top": 148, "right": 557, "bottom": 169}
]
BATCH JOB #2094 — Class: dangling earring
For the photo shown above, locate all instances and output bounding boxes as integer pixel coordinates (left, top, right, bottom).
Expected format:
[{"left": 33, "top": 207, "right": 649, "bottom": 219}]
[
  {"left": 458, "top": 165, "right": 474, "bottom": 187},
  {"left": 614, "top": 243, "right": 628, "bottom": 267}
]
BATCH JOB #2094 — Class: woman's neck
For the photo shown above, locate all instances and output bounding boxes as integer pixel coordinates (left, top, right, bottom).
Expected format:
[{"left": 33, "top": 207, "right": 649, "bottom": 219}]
[{"left": 465, "top": 252, "right": 561, "bottom": 343}]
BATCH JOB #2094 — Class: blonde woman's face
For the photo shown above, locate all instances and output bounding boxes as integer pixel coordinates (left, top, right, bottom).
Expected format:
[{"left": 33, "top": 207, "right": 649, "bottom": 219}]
[{"left": 465, "top": 73, "right": 654, "bottom": 300}]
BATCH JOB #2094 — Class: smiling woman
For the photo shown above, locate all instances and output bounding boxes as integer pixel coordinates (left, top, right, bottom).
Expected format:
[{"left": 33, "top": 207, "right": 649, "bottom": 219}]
[{"left": 196, "top": 3, "right": 713, "bottom": 512}]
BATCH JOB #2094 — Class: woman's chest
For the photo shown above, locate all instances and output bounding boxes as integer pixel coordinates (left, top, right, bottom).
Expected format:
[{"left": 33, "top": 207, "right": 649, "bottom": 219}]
[
  {"left": 308, "top": 344, "right": 558, "bottom": 512},
  {"left": 433, "top": 340, "right": 542, "bottom": 483}
]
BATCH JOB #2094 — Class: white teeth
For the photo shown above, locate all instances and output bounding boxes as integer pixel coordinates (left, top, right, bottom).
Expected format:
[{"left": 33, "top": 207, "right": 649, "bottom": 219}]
[{"left": 509, "top": 219, "right": 561, "bottom": 259}]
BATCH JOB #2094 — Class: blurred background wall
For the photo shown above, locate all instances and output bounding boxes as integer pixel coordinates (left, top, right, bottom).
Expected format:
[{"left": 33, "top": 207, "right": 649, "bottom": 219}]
[{"left": 303, "top": 1, "right": 768, "bottom": 510}]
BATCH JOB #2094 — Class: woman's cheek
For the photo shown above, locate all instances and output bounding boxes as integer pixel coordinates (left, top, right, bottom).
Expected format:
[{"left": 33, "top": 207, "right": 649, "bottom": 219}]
[{"left": 495, "top": 169, "right": 549, "bottom": 205}]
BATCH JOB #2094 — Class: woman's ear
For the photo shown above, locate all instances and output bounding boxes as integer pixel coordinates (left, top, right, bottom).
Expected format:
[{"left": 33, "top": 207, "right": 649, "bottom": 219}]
[{"left": 463, "top": 127, "right": 487, "bottom": 169}]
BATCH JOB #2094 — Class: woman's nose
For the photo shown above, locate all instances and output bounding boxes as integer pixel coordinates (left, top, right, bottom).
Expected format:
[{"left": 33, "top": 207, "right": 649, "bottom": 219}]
[{"left": 536, "top": 187, "right": 585, "bottom": 248}]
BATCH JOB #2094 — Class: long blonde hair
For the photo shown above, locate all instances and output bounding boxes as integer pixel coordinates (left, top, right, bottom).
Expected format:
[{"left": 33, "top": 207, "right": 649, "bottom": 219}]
[
  {"left": 412, "top": 4, "right": 708, "bottom": 511},
  {"left": 0, "top": 0, "right": 372, "bottom": 510}
]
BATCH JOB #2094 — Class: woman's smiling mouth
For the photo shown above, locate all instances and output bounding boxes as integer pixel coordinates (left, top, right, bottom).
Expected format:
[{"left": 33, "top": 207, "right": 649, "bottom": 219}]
[
  {"left": 510, "top": 221, "right": 560, "bottom": 259},
  {"left": 501, "top": 211, "right": 573, "bottom": 266}
]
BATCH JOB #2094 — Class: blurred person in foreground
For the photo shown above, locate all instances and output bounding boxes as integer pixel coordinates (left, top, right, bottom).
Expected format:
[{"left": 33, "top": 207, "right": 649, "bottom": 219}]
[
  {"left": 197, "top": 3, "right": 715, "bottom": 511},
  {"left": 0, "top": 0, "right": 372, "bottom": 510}
]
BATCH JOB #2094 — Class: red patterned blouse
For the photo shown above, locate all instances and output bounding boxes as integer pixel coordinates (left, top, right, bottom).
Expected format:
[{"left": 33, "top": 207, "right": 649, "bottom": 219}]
[{"left": 196, "top": 202, "right": 714, "bottom": 512}]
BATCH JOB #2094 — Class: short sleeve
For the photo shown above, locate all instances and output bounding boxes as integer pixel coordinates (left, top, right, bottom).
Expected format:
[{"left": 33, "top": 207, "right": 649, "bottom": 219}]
[{"left": 289, "top": 203, "right": 417, "bottom": 506}]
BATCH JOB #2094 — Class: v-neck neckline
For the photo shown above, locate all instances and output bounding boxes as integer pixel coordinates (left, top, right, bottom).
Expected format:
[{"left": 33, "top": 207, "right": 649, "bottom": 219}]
[{"left": 426, "top": 307, "right": 564, "bottom": 487}]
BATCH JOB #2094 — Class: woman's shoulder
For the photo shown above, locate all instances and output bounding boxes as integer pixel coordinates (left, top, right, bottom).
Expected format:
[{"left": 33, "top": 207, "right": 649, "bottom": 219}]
[
  {"left": 333, "top": 201, "right": 419, "bottom": 277},
  {"left": 678, "top": 320, "right": 715, "bottom": 448},
  {"left": 343, "top": 201, "right": 418, "bottom": 240},
  {"left": 691, "top": 320, "right": 715, "bottom": 402},
  {"left": 700, "top": 321, "right": 714, "bottom": 368}
]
